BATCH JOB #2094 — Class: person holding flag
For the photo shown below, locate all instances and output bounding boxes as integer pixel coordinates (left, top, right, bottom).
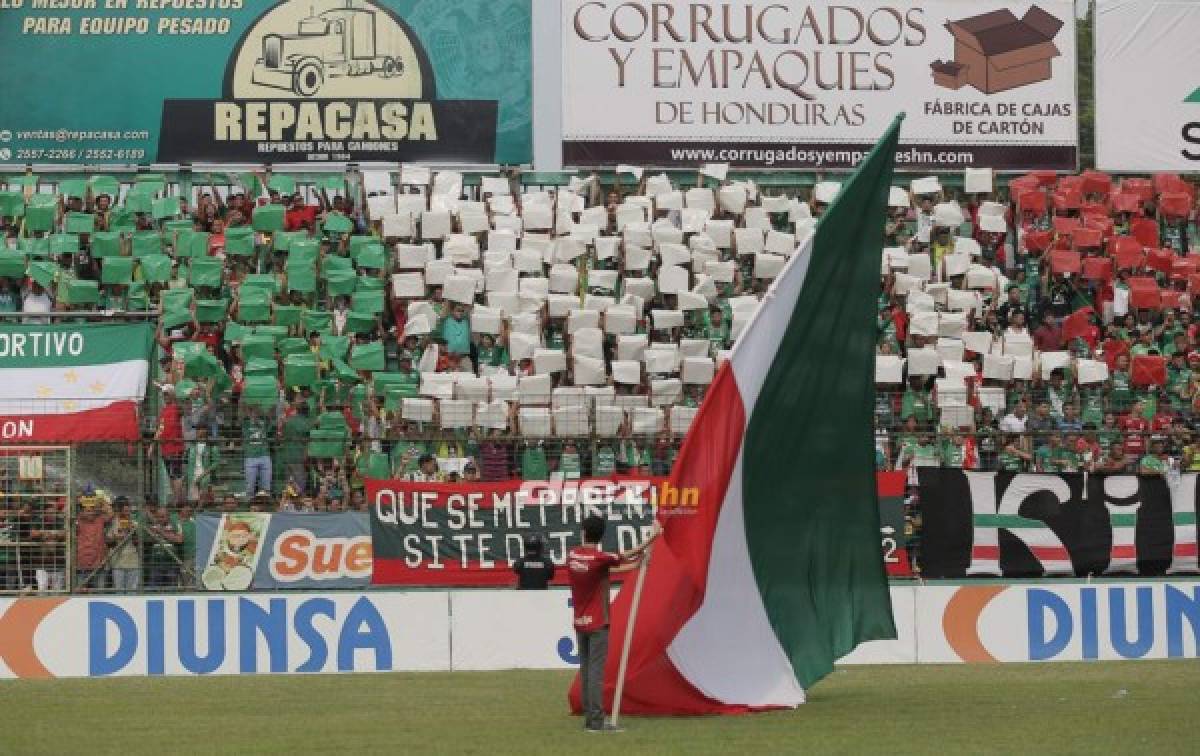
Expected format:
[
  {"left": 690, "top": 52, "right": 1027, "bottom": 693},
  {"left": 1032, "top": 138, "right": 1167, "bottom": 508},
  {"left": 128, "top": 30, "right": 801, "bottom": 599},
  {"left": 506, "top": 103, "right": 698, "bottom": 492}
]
[{"left": 568, "top": 515, "right": 661, "bottom": 732}]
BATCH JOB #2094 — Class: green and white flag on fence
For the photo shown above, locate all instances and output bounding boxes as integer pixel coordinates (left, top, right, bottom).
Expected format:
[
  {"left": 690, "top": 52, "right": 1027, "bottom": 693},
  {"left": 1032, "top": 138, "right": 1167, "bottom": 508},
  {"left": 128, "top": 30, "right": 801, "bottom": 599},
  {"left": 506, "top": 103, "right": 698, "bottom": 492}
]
[{"left": 0, "top": 323, "right": 154, "bottom": 442}]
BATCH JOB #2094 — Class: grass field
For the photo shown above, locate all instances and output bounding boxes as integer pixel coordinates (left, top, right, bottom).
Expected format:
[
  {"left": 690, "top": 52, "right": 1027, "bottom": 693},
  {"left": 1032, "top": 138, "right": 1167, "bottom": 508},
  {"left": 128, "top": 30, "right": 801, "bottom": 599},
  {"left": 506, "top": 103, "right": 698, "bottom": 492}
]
[{"left": 0, "top": 662, "right": 1195, "bottom": 754}]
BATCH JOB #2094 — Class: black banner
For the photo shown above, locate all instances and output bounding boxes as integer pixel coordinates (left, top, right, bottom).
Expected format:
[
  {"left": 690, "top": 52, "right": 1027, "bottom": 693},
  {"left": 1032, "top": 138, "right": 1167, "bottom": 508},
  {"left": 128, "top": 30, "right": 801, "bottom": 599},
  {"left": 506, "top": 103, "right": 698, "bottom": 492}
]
[
  {"left": 158, "top": 99, "right": 497, "bottom": 164},
  {"left": 918, "top": 470, "right": 1200, "bottom": 578}
]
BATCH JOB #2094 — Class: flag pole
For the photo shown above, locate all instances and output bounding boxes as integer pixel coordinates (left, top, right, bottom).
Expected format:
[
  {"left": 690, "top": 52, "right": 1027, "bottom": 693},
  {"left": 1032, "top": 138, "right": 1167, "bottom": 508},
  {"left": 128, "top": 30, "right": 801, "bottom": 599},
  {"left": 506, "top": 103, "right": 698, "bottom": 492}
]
[{"left": 611, "top": 541, "right": 652, "bottom": 728}]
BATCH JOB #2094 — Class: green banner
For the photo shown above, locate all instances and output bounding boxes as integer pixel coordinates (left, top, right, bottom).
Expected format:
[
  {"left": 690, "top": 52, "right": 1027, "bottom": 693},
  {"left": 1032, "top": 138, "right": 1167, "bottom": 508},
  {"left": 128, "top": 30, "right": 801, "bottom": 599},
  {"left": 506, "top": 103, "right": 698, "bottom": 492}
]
[{"left": 0, "top": 0, "right": 531, "bottom": 165}]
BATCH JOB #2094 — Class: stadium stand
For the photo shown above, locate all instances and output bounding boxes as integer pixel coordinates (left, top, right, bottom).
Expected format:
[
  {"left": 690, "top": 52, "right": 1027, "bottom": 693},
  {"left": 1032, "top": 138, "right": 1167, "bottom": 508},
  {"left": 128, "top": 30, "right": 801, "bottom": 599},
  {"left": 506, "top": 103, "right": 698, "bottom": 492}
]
[{"left": 0, "top": 166, "right": 1199, "bottom": 591}]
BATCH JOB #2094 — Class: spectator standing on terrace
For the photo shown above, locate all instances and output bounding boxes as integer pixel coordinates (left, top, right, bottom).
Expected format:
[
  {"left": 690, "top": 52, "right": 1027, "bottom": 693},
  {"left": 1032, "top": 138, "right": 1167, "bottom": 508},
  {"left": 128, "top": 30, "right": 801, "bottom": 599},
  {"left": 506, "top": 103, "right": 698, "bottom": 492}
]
[
  {"left": 155, "top": 387, "right": 185, "bottom": 505},
  {"left": 242, "top": 405, "right": 276, "bottom": 497},
  {"left": 442, "top": 303, "right": 473, "bottom": 371},
  {"left": 406, "top": 454, "right": 442, "bottom": 483},
  {"left": 144, "top": 505, "right": 183, "bottom": 589},
  {"left": 999, "top": 402, "right": 1028, "bottom": 434},
  {"left": 178, "top": 505, "right": 196, "bottom": 588},
  {"left": 568, "top": 515, "right": 660, "bottom": 733},
  {"left": 280, "top": 402, "right": 312, "bottom": 494},
  {"left": 75, "top": 490, "right": 112, "bottom": 591},
  {"left": 106, "top": 496, "right": 140, "bottom": 592},
  {"left": 0, "top": 276, "right": 20, "bottom": 313},
  {"left": 21, "top": 280, "right": 53, "bottom": 322}
]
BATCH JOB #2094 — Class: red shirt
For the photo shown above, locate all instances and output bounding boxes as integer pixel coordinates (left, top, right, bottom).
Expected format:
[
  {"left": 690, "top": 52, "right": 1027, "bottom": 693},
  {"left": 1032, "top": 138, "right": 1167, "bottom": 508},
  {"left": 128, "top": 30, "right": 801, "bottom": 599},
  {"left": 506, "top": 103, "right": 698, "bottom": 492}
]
[
  {"left": 1120, "top": 415, "right": 1149, "bottom": 433},
  {"left": 285, "top": 205, "right": 318, "bottom": 231},
  {"left": 567, "top": 545, "right": 620, "bottom": 632},
  {"left": 157, "top": 402, "right": 184, "bottom": 458}
]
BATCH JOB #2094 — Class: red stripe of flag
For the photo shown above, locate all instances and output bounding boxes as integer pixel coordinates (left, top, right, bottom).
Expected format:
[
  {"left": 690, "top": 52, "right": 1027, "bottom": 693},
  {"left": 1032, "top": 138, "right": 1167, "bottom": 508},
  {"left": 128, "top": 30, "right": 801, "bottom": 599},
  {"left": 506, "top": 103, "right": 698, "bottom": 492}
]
[
  {"left": 0, "top": 403, "right": 140, "bottom": 443},
  {"left": 1109, "top": 545, "right": 1138, "bottom": 559}
]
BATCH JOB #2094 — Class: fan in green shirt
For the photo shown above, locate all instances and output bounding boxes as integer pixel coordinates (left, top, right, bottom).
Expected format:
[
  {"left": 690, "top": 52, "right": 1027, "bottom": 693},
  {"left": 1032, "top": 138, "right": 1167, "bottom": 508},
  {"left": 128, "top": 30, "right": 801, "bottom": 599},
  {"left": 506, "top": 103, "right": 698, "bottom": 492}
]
[
  {"left": 618, "top": 439, "right": 652, "bottom": 472},
  {"left": 242, "top": 412, "right": 274, "bottom": 458},
  {"left": 900, "top": 384, "right": 933, "bottom": 426},
  {"left": 702, "top": 309, "right": 731, "bottom": 353},
  {"left": 390, "top": 438, "right": 428, "bottom": 476},
  {"left": 475, "top": 333, "right": 510, "bottom": 369},
  {"left": 557, "top": 441, "right": 582, "bottom": 479},
  {"left": 1166, "top": 356, "right": 1191, "bottom": 409},
  {"left": 1139, "top": 452, "right": 1169, "bottom": 475},
  {"left": 280, "top": 409, "right": 312, "bottom": 467},
  {"left": 1034, "top": 444, "right": 1058, "bottom": 472},
  {"left": 0, "top": 284, "right": 20, "bottom": 313},
  {"left": 520, "top": 442, "right": 550, "bottom": 480},
  {"left": 441, "top": 304, "right": 472, "bottom": 356},
  {"left": 939, "top": 437, "right": 967, "bottom": 469},
  {"left": 592, "top": 443, "right": 617, "bottom": 477},
  {"left": 1109, "top": 360, "right": 1133, "bottom": 411},
  {"left": 997, "top": 441, "right": 1030, "bottom": 472},
  {"left": 1079, "top": 388, "right": 1106, "bottom": 427}
]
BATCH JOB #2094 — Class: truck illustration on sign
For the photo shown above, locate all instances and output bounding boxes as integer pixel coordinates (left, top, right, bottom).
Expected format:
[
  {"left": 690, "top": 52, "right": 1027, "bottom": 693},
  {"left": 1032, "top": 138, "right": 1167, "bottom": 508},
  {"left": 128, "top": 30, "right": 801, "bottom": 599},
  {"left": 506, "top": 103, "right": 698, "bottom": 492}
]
[{"left": 252, "top": 1, "right": 405, "bottom": 97}]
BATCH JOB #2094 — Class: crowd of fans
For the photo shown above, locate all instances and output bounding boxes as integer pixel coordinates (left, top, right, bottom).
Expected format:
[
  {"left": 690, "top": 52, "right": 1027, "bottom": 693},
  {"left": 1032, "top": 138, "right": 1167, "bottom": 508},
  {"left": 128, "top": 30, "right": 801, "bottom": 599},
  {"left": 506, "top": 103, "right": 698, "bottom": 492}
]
[
  {"left": 1, "top": 167, "right": 1199, "bottom": 513},
  {"left": 875, "top": 170, "right": 1200, "bottom": 480}
]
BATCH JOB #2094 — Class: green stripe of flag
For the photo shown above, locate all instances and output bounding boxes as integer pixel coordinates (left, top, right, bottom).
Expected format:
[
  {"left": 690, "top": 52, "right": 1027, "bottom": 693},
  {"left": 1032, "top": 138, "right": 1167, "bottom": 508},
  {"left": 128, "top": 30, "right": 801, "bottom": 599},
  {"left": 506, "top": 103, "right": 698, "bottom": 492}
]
[
  {"left": 0, "top": 323, "right": 154, "bottom": 368},
  {"left": 1186, "top": 87, "right": 1200, "bottom": 103},
  {"left": 1175, "top": 512, "right": 1197, "bottom": 526},
  {"left": 742, "top": 115, "right": 902, "bottom": 690}
]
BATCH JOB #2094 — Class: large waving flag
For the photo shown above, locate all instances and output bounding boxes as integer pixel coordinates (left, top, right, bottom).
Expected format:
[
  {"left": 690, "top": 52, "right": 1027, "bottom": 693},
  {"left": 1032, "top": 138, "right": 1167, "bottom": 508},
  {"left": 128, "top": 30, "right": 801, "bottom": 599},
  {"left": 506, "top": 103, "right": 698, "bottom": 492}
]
[
  {"left": 571, "top": 116, "right": 903, "bottom": 715},
  {"left": 0, "top": 323, "right": 154, "bottom": 442}
]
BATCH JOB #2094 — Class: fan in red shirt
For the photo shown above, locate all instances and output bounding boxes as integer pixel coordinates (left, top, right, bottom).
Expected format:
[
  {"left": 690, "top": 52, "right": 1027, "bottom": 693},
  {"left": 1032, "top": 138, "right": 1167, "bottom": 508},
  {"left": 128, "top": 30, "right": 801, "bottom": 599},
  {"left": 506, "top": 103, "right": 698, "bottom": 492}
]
[
  {"left": 567, "top": 514, "right": 660, "bottom": 733},
  {"left": 285, "top": 193, "right": 318, "bottom": 231},
  {"left": 155, "top": 387, "right": 185, "bottom": 505}
]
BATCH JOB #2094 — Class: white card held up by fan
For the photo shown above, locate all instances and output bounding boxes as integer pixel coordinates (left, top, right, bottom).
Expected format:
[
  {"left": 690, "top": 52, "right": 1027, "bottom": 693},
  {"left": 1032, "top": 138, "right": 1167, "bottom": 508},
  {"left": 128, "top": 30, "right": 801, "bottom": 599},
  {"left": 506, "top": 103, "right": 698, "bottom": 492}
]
[
  {"left": 908, "top": 348, "right": 941, "bottom": 376},
  {"left": 1039, "top": 351, "right": 1071, "bottom": 379},
  {"left": 875, "top": 355, "right": 905, "bottom": 384},
  {"left": 983, "top": 354, "right": 1014, "bottom": 381},
  {"left": 1076, "top": 359, "right": 1109, "bottom": 385}
]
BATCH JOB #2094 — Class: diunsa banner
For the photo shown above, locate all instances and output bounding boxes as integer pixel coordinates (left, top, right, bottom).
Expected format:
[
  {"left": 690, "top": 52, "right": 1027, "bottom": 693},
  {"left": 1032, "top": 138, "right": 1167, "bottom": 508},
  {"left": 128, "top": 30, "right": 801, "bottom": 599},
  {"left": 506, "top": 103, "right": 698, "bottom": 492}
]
[
  {"left": 1094, "top": 0, "right": 1200, "bottom": 172},
  {"left": 560, "top": 0, "right": 1078, "bottom": 170}
]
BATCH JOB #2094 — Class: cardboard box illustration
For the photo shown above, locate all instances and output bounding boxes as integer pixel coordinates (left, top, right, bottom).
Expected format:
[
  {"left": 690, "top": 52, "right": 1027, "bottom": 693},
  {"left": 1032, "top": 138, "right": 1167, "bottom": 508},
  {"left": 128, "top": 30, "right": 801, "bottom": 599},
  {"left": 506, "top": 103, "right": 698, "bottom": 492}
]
[
  {"left": 941, "top": 6, "right": 1064, "bottom": 94},
  {"left": 930, "top": 60, "right": 969, "bottom": 90}
]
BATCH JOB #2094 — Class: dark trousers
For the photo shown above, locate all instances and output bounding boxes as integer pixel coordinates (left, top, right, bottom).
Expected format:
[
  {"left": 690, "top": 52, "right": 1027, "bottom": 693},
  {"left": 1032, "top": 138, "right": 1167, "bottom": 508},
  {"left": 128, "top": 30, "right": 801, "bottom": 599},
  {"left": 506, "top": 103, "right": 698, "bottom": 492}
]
[{"left": 577, "top": 628, "right": 609, "bottom": 730}]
